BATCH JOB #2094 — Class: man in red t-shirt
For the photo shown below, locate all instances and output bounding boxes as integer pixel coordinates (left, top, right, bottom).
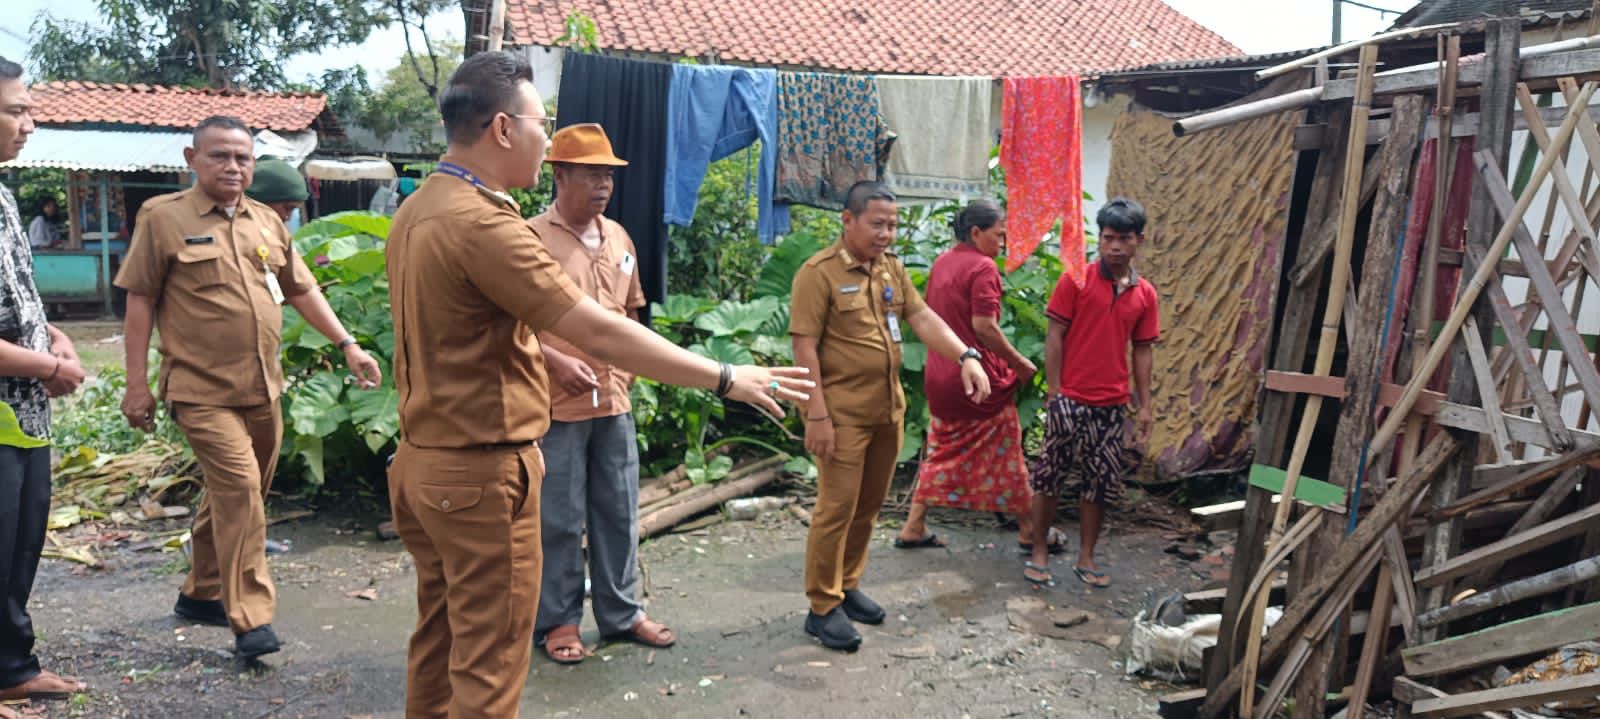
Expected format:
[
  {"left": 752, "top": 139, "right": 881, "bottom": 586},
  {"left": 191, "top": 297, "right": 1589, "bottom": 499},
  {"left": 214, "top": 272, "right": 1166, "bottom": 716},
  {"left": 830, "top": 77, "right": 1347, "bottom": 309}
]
[{"left": 1025, "top": 198, "right": 1160, "bottom": 588}]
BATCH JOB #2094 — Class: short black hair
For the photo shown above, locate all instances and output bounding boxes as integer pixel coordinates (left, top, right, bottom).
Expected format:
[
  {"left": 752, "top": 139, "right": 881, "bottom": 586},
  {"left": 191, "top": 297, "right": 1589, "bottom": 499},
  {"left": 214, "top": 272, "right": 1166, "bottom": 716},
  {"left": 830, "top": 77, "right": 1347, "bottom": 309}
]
[
  {"left": 843, "top": 181, "right": 895, "bottom": 215},
  {"left": 439, "top": 50, "right": 534, "bottom": 145},
  {"left": 0, "top": 57, "right": 21, "bottom": 83},
  {"left": 1096, "top": 197, "right": 1146, "bottom": 234},
  {"left": 953, "top": 199, "right": 1002, "bottom": 244},
  {"left": 193, "top": 115, "right": 250, "bottom": 144}
]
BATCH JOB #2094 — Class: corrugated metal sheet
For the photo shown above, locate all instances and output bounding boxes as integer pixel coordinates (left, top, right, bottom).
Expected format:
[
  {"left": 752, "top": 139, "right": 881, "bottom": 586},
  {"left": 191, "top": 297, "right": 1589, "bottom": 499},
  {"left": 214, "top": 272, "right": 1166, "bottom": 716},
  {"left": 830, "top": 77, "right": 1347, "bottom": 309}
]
[{"left": 1, "top": 128, "right": 191, "bottom": 172}]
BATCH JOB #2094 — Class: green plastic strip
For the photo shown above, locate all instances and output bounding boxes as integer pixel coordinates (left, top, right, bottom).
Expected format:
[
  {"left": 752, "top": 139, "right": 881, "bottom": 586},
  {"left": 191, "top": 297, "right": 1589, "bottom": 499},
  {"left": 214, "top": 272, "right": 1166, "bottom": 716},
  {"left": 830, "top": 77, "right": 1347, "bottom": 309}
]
[{"left": 1249, "top": 464, "right": 1347, "bottom": 509}]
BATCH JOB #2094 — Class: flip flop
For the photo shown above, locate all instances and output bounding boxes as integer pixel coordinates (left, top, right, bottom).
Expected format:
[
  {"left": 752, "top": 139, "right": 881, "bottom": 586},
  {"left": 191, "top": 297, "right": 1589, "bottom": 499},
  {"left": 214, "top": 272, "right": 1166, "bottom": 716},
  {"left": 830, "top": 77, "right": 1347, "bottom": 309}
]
[
  {"left": 1023, "top": 562, "right": 1055, "bottom": 588},
  {"left": 1073, "top": 566, "right": 1112, "bottom": 588},
  {"left": 893, "top": 533, "right": 948, "bottom": 549},
  {"left": 1018, "top": 527, "right": 1069, "bottom": 555}
]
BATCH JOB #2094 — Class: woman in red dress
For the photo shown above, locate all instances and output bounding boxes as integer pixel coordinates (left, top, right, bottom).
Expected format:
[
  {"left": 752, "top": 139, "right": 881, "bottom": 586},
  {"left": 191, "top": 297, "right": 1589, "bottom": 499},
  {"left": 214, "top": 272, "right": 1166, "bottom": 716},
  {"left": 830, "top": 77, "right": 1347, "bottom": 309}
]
[{"left": 895, "top": 200, "right": 1061, "bottom": 552}]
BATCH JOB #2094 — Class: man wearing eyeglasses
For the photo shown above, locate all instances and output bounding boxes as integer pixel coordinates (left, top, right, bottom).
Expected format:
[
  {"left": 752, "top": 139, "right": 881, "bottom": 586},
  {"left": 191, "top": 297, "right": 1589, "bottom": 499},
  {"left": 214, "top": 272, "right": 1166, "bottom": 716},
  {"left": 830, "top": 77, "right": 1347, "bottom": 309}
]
[{"left": 523, "top": 123, "right": 670, "bottom": 664}]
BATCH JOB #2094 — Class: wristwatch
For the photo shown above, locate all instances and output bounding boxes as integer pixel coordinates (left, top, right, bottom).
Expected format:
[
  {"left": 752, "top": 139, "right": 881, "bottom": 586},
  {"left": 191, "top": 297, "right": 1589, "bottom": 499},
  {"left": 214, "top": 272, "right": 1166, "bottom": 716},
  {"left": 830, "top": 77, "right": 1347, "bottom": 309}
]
[
  {"left": 958, "top": 347, "right": 982, "bottom": 365},
  {"left": 337, "top": 336, "right": 358, "bottom": 350}
]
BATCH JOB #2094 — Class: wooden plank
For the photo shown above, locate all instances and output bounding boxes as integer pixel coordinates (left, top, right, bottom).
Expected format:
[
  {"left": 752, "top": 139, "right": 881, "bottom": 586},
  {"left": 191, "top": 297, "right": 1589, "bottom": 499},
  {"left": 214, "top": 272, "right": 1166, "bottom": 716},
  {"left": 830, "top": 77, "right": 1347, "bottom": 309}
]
[
  {"left": 1432, "top": 444, "right": 1600, "bottom": 519},
  {"left": 1474, "top": 243, "right": 1577, "bottom": 451},
  {"left": 1393, "top": 678, "right": 1514, "bottom": 719},
  {"left": 1480, "top": 153, "right": 1600, "bottom": 430},
  {"left": 1247, "top": 464, "right": 1347, "bottom": 509},
  {"left": 1198, "top": 434, "right": 1459, "bottom": 719},
  {"left": 1345, "top": 562, "right": 1394, "bottom": 718},
  {"left": 1321, "top": 46, "right": 1600, "bottom": 102},
  {"left": 1461, "top": 316, "right": 1514, "bottom": 463},
  {"left": 1264, "top": 370, "right": 1449, "bottom": 415},
  {"left": 1158, "top": 688, "right": 1207, "bottom": 719},
  {"left": 1415, "top": 500, "right": 1600, "bottom": 589},
  {"left": 1412, "top": 672, "right": 1600, "bottom": 718},
  {"left": 1294, "top": 93, "right": 1427, "bottom": 717},
  {"left": 1184, "top": 582, "right": 1285, "bottom": 615},
  {"left": 1402, "top": 602, "right": 1600, "bottom": 677},
  {"left": 1418, "top": 555, "right": 1600, "bottom": 628}
]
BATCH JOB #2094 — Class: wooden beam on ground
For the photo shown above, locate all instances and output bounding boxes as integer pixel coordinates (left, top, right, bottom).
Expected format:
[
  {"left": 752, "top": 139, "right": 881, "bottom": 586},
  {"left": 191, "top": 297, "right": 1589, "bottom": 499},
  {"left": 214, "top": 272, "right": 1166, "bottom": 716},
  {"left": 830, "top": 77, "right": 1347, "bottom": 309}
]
[
  {"left": 1393, "top": 678, "right": 1513, "bottom": 719},
  {"left": 1414, "top": 500, "right": 1600, "bottom": 589},
  {"left": 1418, "top": 555, "right": 1600, "bottom": 628},
  {"left": 1402, "top": 601, "right": 1600, "bottom": 677},
  {"left": 1411, "top": 672, "right": 1600, "bottom": 718}
]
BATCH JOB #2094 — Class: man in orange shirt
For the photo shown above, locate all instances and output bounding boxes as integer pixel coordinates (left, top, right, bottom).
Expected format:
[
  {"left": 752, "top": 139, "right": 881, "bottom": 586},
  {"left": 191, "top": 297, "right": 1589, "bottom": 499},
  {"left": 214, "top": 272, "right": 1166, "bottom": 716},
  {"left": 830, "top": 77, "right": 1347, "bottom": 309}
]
[{"left": 528, "top": 124, "right": 673, "bottom": 663}]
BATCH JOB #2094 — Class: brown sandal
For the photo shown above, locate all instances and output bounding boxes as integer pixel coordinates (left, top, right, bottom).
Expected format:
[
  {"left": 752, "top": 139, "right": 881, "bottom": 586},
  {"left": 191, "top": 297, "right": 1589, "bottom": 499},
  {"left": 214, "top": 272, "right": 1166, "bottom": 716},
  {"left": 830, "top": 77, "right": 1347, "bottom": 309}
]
[
  {"left": 0, "top": 670, "right": 86, "bottom": 701},
  {"left": 542, "top": 625, "right": 588, "bottom": 665},
  {"left": 605, "top": 616, "right": 676, "bottom": 648}
]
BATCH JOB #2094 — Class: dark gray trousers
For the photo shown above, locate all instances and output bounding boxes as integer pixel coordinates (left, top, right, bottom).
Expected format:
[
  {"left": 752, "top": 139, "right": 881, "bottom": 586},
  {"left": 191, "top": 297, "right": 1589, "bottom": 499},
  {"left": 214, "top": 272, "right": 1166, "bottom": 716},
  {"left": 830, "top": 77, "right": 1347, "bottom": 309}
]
[{"left": 535, "top": 415, "right": 644, "bottom": 638}]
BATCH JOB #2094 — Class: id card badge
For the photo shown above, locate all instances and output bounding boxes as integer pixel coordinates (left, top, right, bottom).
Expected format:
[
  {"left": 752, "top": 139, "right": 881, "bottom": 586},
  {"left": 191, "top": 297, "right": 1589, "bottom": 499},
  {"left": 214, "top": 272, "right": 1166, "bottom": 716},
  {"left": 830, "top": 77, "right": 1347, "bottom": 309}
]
[
  {"left": 258, "top": 245, "right": 285, "bottom": 304},
  {"left": 887, "top": 311, "right": 902, "bottom": 343},
  {"left": 620, "top": 252, "right": 635, "bottom": 276}
]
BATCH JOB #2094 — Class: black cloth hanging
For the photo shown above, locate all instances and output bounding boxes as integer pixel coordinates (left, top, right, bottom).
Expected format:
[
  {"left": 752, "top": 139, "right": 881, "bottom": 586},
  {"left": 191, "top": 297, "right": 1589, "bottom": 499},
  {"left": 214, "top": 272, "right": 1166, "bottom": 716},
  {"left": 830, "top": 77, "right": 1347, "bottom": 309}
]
[{"left": 555, "top": 53, "right": 673, "bottom": 321}]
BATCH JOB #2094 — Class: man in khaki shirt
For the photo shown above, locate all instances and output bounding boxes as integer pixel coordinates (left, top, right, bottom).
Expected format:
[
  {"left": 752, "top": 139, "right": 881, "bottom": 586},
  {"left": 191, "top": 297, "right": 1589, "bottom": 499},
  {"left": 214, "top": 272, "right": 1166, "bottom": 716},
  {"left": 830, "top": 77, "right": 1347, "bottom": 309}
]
[
  {"left": 527, "top": 124, "right": 674, "bottom": 665},
  {"left": 386, "top": 51, "right": 810, "bottom": 719},
  {"left": 790, "top": 181, "right": 990, "bottom": 652},
  {"left": 116, "top": 115, "right": 382, "bottom": 660}
]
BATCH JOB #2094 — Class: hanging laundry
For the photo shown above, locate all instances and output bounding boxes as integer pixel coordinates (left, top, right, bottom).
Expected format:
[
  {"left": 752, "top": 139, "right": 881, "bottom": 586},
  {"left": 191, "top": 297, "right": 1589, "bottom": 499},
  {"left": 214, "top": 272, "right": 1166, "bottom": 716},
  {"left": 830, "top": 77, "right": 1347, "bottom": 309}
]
[
  {"left": 664, "top": 64, "right": 780, "bottom": 242},
  {"left": 556, "top": 53, "right": 674, "bottom": 311},
  {"left": 1000, "top": 76, "right": 1084, "bottom": 278},
  {"left": 876, "top": 76, "right": 996, "bottom": 201},
  {"left": 773, "top": 71, "right": 896, "bottom": 219}
]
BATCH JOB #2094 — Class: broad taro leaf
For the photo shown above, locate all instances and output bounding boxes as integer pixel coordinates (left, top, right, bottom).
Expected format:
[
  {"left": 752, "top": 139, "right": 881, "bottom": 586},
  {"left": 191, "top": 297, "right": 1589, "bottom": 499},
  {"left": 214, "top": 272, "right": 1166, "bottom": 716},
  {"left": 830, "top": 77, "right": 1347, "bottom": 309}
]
[
  {"left": 652, "top": 294, "right": 713, "bottom": 327},
  {"left": 757, "top": 234, "right": 827, "bottom": 298},
  {"left": 901, "top": 340, "right": 927, "bottom": 372},
  {"left": 690, "top": 336, "right": 755, "bottom": 365},
  {"left": 288, "top": 371, "right": 349, "bottom": 437},
  {"left": 694, "top": 296, "right": 781, "bottom": 337},
  {"left": 348, "top": 386, "right": 401, "bottom": 453}
]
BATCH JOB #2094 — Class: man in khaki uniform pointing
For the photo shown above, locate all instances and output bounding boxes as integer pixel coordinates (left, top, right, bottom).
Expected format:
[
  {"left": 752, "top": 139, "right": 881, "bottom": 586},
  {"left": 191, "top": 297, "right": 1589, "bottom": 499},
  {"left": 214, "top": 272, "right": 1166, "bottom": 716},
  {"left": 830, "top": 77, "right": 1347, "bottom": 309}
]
[
  {"left": 385, "top": 51, "right": 811, "bottom": 718},
  {"left": 117, "top": 115, "right": 381, "bottom": 659}
]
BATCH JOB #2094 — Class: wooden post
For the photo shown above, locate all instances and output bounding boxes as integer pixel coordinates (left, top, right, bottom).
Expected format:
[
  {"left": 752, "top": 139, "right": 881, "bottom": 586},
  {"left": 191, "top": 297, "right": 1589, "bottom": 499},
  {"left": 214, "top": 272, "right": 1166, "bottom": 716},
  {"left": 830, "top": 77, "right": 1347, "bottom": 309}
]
[
  {"left": 1207, "top": 103, "right": 1352, "bottom": 694},
  {"left": 1291, "top": 93, "right": 1426, "bottom": 717},
  {"left": 1240, "top": 45, "right": 1380, "bottom": 718},
  {"left": 1420, "top": 18, "right": 1519, "bottom": 643}
]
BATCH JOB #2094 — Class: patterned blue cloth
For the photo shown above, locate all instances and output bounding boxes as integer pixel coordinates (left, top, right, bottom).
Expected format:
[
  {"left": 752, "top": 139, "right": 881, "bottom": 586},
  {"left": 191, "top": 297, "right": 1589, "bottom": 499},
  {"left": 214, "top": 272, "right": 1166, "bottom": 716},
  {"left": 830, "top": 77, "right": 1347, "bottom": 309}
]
[
  {"left": 773, "top": 72, "right": 896, "bottom": 220},
  {"left": 664, "top": 64, "right": 780, "bottom": 243}
]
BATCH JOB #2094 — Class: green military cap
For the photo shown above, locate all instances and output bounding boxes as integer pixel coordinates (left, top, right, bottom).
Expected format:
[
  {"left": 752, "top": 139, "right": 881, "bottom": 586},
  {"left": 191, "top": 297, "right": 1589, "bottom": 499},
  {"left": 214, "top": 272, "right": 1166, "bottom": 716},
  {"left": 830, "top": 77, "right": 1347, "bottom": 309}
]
[{"left": 248, "top": 158, "right": 309, "bottom": 203}]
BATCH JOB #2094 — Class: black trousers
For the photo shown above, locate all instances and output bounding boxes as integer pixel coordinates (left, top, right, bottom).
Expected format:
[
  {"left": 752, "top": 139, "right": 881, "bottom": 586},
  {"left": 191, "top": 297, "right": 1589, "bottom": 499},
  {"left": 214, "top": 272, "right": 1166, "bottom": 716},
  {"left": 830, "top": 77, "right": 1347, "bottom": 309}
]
[{"left": 0, "top": 445, "right": 50, "bottom": 688}]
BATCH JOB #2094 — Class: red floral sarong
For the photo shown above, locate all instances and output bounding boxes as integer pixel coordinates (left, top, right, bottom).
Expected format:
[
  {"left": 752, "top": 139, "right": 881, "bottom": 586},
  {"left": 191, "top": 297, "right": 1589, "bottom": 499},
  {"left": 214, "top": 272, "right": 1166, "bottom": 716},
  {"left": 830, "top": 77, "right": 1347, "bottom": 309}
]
[{"left": 911, "top": 405, "right": 1033, "bottom": 514}]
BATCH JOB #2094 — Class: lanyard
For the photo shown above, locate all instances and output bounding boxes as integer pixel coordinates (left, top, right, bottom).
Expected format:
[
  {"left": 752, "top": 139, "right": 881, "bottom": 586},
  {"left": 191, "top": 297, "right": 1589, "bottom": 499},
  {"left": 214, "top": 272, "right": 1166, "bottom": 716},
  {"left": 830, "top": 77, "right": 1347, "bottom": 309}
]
[{"left": 433, "top": 162, "right": 519, "bottom": 211}]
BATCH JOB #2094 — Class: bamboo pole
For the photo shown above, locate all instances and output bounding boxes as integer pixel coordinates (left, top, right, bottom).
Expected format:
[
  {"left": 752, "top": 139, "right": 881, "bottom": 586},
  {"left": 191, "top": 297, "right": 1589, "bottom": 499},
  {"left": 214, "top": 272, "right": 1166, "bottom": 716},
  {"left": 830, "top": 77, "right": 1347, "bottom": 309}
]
[
  {"left": 1369, "top": 81, "right": 1599, "bottom": 458},
  {"left": 1239, "top": 45, "right": 1381, "bottom": 718},
  {"left": 1254, "top": 22, "right": 1458, "bottom": 81}
]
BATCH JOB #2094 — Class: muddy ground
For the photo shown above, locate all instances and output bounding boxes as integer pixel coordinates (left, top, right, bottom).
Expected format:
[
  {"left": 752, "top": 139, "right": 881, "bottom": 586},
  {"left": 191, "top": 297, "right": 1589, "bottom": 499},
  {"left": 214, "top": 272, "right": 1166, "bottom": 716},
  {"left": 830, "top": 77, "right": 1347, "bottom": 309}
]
[{"left": 20, "top": 502, "right": 1212, "bottom": 719}]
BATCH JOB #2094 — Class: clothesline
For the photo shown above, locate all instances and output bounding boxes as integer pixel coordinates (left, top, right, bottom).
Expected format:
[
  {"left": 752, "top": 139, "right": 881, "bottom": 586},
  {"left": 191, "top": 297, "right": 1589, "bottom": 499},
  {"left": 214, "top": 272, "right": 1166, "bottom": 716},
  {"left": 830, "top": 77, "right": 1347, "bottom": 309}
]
[{"left": 555, "top": 51, "right": 1087, "bottom": 305}]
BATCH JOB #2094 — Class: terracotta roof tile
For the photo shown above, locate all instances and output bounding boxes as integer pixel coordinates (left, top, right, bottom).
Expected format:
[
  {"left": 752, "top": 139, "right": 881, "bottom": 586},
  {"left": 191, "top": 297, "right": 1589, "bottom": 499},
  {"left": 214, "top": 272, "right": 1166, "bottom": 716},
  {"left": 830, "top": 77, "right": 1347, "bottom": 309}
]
[
  {"left": 29, "top": 81, "right": 330, "bottom": 132},
  {"left": 505, "top": 0, "right": 1238, "bottom": 76}
]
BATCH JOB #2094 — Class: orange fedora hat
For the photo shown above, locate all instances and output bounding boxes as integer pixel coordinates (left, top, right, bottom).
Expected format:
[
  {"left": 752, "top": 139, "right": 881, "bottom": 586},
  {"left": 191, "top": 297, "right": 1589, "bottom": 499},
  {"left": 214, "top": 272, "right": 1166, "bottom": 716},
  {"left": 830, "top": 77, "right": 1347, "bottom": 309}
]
[{"left": 545, "top": 123, "right": 629, "bottom": 166}]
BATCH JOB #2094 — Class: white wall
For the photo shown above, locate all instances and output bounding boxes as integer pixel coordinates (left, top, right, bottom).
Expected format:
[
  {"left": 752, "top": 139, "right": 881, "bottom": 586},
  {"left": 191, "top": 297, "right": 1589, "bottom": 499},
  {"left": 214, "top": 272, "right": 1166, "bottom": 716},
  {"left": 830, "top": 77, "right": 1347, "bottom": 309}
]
[
  {"left": 527, "top": 46, "right": 564, "bottom": 104},
  {"left": 1081, "top": 90, "right": 1132, "bottom": 233}
]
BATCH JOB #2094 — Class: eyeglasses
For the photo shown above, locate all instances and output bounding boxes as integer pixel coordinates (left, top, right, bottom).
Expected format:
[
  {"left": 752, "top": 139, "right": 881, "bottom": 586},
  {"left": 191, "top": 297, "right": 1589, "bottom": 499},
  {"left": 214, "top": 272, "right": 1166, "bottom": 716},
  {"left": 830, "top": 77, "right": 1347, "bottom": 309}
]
[{"left": 483, "top": 113, "right": 557, "bottom": 136}]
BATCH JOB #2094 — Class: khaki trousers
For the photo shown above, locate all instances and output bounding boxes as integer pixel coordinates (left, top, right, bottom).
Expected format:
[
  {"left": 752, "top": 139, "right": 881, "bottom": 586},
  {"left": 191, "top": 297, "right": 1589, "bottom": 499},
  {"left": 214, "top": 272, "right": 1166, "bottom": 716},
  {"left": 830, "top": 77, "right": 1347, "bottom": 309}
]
[
  {"left": 390, "top": 441, "right": 543, "bottom": 719},
  {"left": 805, "top": 422, "right": 902, "bottom": 615},
  {"left": 172, "top": 401, "right": 281, "bottom": 634}
]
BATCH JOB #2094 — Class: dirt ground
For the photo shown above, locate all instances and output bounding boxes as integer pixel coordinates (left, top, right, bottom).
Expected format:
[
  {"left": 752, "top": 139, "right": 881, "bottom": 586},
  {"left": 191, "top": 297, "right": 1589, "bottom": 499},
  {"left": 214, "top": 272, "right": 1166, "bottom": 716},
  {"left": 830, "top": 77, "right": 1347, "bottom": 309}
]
[{"left": 18, "top": 502, "right": 1212, "bottom": 719}]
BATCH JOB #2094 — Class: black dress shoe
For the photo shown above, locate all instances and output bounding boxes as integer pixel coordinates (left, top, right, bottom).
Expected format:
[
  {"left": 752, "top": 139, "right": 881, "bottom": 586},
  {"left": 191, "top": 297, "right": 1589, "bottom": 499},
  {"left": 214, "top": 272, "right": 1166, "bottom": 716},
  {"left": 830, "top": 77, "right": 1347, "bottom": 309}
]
[
  {"left": 804, "top": 607, "right": 861, "bottom": 652},
  {"left": 235, "top": 625, "right": 281, "bottom": 658},
  {"left": 174, "top": 593, "right": 228, "bottom": 627},
  {"left": 841, "top": 590, "right": 886, "bottom": 625}
]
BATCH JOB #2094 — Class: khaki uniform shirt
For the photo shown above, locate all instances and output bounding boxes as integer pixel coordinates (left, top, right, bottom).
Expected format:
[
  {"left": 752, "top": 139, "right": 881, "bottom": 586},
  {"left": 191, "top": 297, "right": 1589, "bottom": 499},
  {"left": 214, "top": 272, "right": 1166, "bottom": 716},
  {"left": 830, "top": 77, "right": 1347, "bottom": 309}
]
[
  {"left": 114, "top": 188, "right": 318, "bottom": 406},
  {"left": 789, "top": 241, "right": 927, "bottom": 427},
  {"left": 386, "top": 168, "right": 585, "bottom": 448},
  {"left": 528, "top": 209, "right": 647, "bottom": 423}
]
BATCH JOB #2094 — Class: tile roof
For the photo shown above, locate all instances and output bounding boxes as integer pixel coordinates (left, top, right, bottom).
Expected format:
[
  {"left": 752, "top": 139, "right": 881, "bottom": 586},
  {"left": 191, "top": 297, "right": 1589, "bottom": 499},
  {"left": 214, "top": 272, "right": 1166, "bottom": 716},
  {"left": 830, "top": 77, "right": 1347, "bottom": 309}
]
[
  {"left": 505, "top": 0, "right": 1242, "bottom": 76},
  {"left": 28, "top": 81, "right": 332, "bottom": 132}
]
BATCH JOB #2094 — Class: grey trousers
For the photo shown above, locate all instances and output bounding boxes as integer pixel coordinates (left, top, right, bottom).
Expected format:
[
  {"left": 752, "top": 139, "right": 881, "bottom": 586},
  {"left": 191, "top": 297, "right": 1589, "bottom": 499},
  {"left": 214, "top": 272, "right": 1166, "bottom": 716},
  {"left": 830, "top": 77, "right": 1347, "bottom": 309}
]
[{"left": 535, "top": 414, "right": 645, "bottom": 638}]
